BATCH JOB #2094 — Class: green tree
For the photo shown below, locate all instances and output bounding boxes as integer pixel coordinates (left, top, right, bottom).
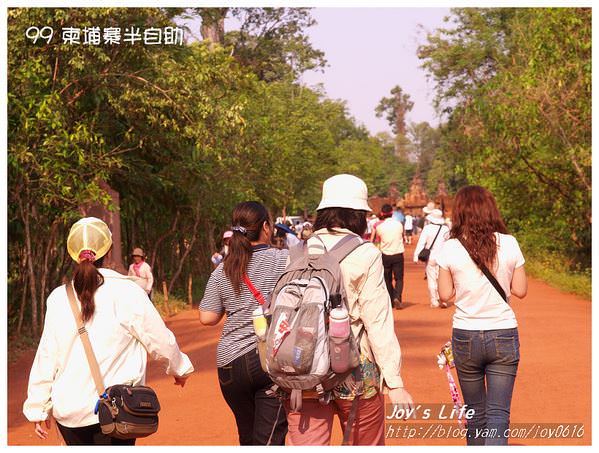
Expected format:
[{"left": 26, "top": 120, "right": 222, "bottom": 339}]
[
  {"left": 375, "top": 85, "right": 414, "bottom": 137},
  {"left": 8, "top": 7, "right": 424, "bottom": 341},
  {"left": 227, "top": 8, "right": 326, "bottom": 82},
  {"left": 407, "top": 121, "right": 441, "bottom": 179},
  {"left": 418, "top": 8, "right": 516, "bottom": 114},
  {"left": 418, "top": 7, "right": 591, "bottom": 267}
]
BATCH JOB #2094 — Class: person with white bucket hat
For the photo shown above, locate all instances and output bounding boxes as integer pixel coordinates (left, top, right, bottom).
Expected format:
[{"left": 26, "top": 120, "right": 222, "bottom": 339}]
[
  {"left": 283, "top": 174, "right": 413, "bottom": 446},
  {"left": 23, "top": 217, "right": 193, "bottom": 445},
  {"left": 128, "top": 247, "right": 154, "bottom": 295},
  {"left": 413, "top": 209, "right": 450, "bottom": 308},
  {"left": 422, "top": 201, "right": 436, "bottom": 215}
]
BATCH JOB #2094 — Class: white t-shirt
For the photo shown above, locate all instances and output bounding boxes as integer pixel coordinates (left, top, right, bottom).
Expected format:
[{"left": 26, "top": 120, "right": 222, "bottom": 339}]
[
  {"left": 376, "top": 218, "right": 405, "bottom": 255},
  {"left": 404, "top": 215, "right": 413, "bottom": 230},
  {"left": 367, "top": 217, "right": 379, "bottom": 234},
  {"left": 436, "top": 233, "right": 526, "bottom": 330}
]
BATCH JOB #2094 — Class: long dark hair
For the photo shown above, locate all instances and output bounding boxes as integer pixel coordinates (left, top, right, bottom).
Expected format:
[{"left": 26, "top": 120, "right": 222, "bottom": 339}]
[
  {"left": 450, "top": 185, "right": 508, "bottom": 271},
  {"left": 223, "top": 201, "right": 272, "bottom": 295},
  {"left": 314, "top": 207, "right": 368, "bottom": 236},
  {"left": 73, "top": 255, "right": 105, "bottom": 323}
]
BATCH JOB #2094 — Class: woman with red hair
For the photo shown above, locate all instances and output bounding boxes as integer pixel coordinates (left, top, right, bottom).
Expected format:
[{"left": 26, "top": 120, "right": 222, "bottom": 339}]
[{"left": 437, "top": 186, "right": 528, "bottom": 446}]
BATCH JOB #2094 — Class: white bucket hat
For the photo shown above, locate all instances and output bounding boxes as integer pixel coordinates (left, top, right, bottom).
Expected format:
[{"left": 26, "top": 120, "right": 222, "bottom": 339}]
[
  {"left": 67, "top": 217, "right": 113, "bottom": 263},
  {"left": 426, "top": 209, "right": 445, "bottom": 224},
  {"left": 317, "top": 174, "right": 372, "bottom": 212},
  {"left": 422, "top": 201, "right": 436, "bottom": 214}
]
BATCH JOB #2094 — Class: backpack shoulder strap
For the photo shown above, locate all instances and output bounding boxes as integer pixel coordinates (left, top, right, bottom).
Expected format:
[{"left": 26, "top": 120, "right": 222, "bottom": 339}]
[
  {"left": 327, "top": 234, "right": 365, "bottom": 264},
  {"left": 288, "top": 242, "right": 306, "bottom": 263}
]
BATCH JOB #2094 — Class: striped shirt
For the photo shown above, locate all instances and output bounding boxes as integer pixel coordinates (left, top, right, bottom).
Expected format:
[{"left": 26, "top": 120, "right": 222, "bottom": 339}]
[{"left": 200, "top": 245, "right": 289, "bottom": 367}]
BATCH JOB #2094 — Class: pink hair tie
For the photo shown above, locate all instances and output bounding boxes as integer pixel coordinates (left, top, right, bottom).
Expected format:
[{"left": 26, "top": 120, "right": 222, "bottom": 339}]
[{"left": 79, "top": 250, "right": 96, "bottom": 262}]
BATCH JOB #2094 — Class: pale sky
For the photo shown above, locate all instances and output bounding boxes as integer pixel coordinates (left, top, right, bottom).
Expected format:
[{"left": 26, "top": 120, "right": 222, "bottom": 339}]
[
  {"left": 178, "top": 7, "right": 451, "bottom": 135},
  {"left": 301, "top": 8, "right": 451, "bottom": 134}
]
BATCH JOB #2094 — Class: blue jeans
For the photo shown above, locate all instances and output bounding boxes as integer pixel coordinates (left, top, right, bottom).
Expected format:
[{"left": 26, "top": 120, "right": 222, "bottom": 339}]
[{"left": 452, "top": 328, "right": 520, "bottom": 446}]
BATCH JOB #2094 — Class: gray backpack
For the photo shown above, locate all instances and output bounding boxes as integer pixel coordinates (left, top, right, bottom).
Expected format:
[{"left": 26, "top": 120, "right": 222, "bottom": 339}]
[{"left": 264, "top": 234, "right": 366, "bottom": 412}]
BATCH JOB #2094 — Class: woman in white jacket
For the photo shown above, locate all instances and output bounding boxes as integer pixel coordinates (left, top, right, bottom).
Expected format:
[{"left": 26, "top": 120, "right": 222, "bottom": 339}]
[
  {"left": 413, "top": 209, "right": 450, "bottom": 308},
  {"left": 23, "top": 217, "right": 194, "bottom": 445},
  {"left": 128, "top": 247, "right": 154, "bottom": 295}
]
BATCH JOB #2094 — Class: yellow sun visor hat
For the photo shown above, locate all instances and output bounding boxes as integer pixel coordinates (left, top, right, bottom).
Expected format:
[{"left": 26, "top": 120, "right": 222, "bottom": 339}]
[{"left": 67, "top": 217, "right": 113, "bottom": 263}]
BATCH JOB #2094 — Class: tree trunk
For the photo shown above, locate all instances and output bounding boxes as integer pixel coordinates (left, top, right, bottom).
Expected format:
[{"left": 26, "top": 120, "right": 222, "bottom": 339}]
[
  {"left": 17, "top": 274, "right": 28, "bottom": 336},
  {"left": 162, "top": 281, "right": 171, "bottom": 317},
  {"left": 39, "top": 220, "right": 58, "bottom": 326},
  {"left": 204, "top": 219, "right": 216, "bottom": 255},
  {"left": 130, "top": 218, "right": 136, "bottom": 260},
  {"left": 188, "top": 274, "right": 193, "bottom": 309},
  {"left": 81, "top": 180, "right": 126, "bottom": 273},
  {"left": 19, "top": 198, "right": 39, "bottom": 335},
  {"left": 150, "top": 211, "right": 179, "bottom": 269},
  {"left": 168, "top": 204, "right": 201, "bottom": 295},
  {"left": 199, "top": 8, "right": 228, "bottom": 47},
  {"left": 56, "top": 239, "right": 70, "bottom": 284}
]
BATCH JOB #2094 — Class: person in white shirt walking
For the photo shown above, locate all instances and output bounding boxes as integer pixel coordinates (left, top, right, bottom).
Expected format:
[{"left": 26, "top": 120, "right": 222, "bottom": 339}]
[
  {"left": 374, "top": 204, "right": 405, "bottom": 309},
  {"left": 128, "top": 247, "right": 154, "bottom": 296},
  {"left": 24, "top": 217, "right": 194, "bottom": 445},
  {"left": 365, "top": 214, "right": 379, "bottom": 240},
  {"left": 403, "top": 213, "right": 414, "bottom": 244},
  {"left": 421, "top": 202, "right": 436, "bottom": 223},
  {"left": 436, "top": 185, "right": 527, "bottom": 445},
  {"left": 413, "top": 209, "right": 449, "bottom": 308}
]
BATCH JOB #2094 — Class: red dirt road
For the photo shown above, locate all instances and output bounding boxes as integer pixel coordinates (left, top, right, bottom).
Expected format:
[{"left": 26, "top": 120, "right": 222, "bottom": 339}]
[{"left": 8, "top": 243, "right": 591, "bottom": 446}]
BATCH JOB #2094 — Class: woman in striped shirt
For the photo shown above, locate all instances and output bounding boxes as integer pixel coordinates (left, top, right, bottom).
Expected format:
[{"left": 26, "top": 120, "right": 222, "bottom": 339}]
[{"left": 199, "top": 201, "right": 288, "bottom": 445}]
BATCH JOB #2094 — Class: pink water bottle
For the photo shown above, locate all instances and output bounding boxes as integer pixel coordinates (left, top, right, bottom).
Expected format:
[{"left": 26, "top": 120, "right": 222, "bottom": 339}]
[
  {"left": 329, "top": 307, "right": 351, "bottom": 373},
  {"left": 329, "top": 307, "right": 350, "bottom": 339}
]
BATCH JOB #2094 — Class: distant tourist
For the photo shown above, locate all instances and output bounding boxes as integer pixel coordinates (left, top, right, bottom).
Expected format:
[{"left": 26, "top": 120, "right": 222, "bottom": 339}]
[
  {"left": 128, "top": 247, "right": 154, "bottom": 296},
  {"left": 374, "top": 204, "right": 405, "bottom": 309},
  {"left": 365, "top": 213, "right": 379, "bottom": 240},
  {"left": 299, "top": 221, "right": 314, "bottom": 241},
  {"left": 369, "top": 212, "right": 386, "bottom": 245},
  {"left": 275, "top": 223, "right": 301, "bottom": 249},
  {"left": 412, "top": 214, "right": 422, "bottom": 235},
  {"left": 211, "top": 230, "right": 233, "bottom": 266},
  {"left": 422, "top": 202, "right": 436, "bottom": 226},
  {"left": 404, "top": 213, "right": 414, "bottom": 244},
  {"left": 413, "top": 209, "right": 449, "bottom": 308},
  {"left": 436, "top": 185, "right": 527, "bottom": 445},
  {"left": 392, "top": 206, "right": 405, "bottom": 223}
]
